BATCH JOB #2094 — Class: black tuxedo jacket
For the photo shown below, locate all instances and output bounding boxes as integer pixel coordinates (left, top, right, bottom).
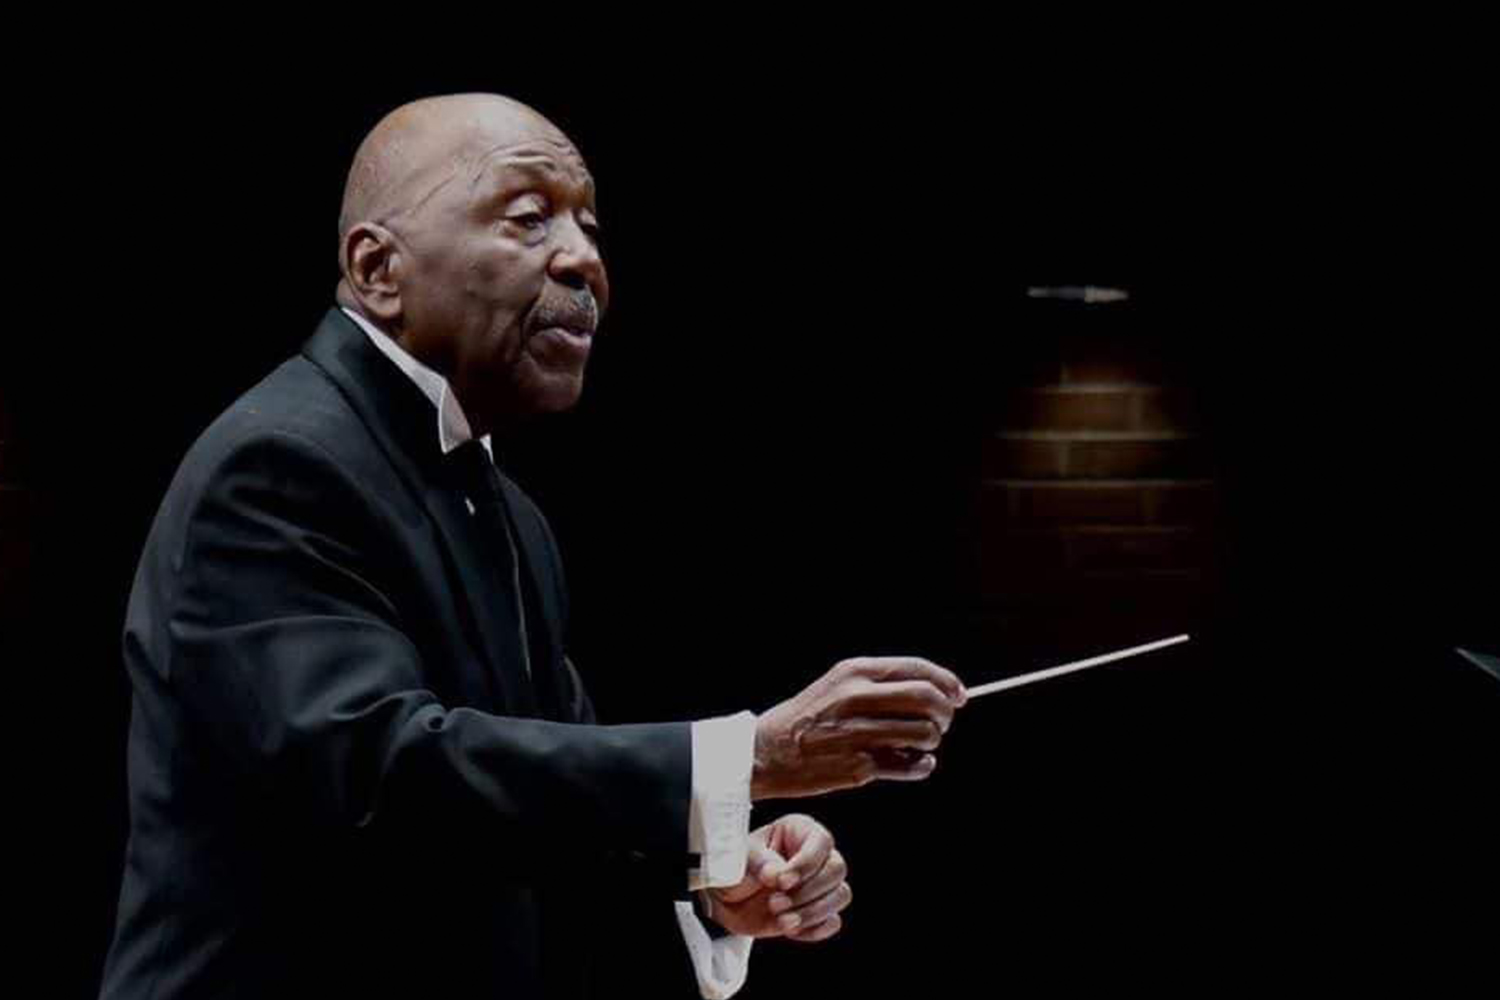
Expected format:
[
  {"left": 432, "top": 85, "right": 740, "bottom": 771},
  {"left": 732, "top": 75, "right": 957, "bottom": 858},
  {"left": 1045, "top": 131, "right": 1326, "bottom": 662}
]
[{"left": 99, "top": 309, "right": 697, "bottom": 998}]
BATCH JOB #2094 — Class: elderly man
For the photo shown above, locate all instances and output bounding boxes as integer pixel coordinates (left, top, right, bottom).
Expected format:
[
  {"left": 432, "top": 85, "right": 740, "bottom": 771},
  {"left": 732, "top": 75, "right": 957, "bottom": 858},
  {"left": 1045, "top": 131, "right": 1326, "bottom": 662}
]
[{"left": 98, "top": 93, "right": 966, "bottom": 999}]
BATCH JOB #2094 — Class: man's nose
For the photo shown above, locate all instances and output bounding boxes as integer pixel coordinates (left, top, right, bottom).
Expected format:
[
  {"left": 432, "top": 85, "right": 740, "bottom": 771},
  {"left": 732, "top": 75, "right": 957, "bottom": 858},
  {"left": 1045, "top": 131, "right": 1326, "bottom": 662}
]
[{"left": 548, "top": 216, "right": 607, "bottom": 301}]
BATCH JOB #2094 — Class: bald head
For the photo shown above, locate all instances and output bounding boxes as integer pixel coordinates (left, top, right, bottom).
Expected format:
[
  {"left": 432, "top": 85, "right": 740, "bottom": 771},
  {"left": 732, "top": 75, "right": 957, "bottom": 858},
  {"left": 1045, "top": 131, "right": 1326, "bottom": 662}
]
[{"left": 338, "top": 93, "right": 570, "bottom": 242}]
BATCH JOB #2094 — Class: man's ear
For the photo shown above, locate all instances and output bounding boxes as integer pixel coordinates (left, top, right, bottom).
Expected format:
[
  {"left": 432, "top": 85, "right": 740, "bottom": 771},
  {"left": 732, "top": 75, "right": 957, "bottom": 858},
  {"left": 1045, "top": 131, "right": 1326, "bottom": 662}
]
[{"left": 340, "top": 222, "right": 403, "bottom": 324}]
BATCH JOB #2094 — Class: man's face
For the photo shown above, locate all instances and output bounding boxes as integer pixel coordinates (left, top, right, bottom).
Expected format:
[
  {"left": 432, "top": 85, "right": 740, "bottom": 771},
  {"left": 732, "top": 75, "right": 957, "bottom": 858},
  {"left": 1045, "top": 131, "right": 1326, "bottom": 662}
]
[{"left": 394, "top": 115, "right": 609, "bottom": 427}]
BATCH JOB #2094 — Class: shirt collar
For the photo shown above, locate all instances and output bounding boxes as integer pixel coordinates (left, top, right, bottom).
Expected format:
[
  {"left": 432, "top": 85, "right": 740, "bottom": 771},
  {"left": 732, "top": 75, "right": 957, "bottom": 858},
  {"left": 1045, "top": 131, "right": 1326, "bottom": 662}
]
[{"left": 341, "top": 307, "right": 493, "bottom": 461}]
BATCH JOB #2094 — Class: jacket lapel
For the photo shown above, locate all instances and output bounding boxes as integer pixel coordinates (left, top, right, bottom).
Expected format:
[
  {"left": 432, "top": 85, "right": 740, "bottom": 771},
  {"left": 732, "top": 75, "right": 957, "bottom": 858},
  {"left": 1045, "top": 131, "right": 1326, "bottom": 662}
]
[{"left": 301, "top": 308, "right": 539, "bottom": 718}]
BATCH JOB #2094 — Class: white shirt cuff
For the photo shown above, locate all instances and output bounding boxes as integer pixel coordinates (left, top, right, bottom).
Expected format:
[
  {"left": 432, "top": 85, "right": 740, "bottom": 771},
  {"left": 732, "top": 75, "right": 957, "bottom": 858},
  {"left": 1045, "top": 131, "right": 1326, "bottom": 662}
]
[
  {"left": 674, "top": 900, "right": 755, "bottom": 1000},
  {"left": 687, "top": 710, "right": 755, "bottom": 891}
]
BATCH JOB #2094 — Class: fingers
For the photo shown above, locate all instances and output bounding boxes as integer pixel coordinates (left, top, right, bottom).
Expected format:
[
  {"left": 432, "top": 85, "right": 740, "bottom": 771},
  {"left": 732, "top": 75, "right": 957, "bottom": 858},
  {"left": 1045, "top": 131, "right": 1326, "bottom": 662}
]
[
  {"left": 756, "top": 819, "right": 852, "bottom": 942},
  {"left": 766, "top": 843, "right": 850, "bottom": 933},
  {"left": 783, "top": 880, "right": 851, "bottom": 932},
  {"left": 786, "top": 914, "right": 844, "bottom": 942},
  {"left": 847, "top": 657, "right": 967, "bottom": 706},
  {"left": 760, "top": 815, "right": 833, "bottom": 891},
  {"left": 744, "top": 835, "right": 778, "bottom": 881},
  {"left": 840, "top": 680, "right": 959, "bottom": 733},
  {"left": 801, "top": 717, "right": 943, "bottom": 753},
  {"left": 780, "top": 818, "right": 833, "bottom": 890},
  {"left": 716, "top": 840, "right": 781, "bottom": 904},
  {"left": 768, "top": 848, "right": 847, "bottom": 915},
  {"left": 870, "top": 748, "right": 937, "bottom": 782}
]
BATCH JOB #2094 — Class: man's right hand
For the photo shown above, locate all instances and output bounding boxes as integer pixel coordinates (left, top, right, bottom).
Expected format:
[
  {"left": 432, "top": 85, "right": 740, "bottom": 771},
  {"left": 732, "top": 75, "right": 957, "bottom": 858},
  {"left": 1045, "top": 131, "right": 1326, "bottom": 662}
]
[{"left": 752, "top": 657, "right": 967, "bottom": 800}]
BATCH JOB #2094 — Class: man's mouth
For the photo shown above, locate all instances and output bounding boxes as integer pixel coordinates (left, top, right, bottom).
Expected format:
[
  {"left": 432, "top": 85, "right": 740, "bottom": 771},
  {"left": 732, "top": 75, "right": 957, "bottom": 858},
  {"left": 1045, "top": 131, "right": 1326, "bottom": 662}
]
[
  {"left": 527, "top": 290, "right": 599, "bottom": 367},
  {"left": 529, "top": 322, "right": 593, "bottom": 366}
]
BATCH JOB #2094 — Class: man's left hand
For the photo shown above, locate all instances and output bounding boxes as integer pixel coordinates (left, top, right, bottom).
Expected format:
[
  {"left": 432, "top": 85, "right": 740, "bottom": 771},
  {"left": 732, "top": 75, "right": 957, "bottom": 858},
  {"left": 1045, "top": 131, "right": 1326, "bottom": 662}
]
[{"left": 701, "top": 814, "right": 851, "bottom": 942}]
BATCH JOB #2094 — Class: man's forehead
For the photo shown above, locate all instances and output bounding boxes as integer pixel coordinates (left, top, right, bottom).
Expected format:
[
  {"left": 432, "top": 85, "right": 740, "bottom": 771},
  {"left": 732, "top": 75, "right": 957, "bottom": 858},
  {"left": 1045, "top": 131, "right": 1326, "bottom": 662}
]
[{"left": 472, "top": 135, "right": 594, "bottom": 196}]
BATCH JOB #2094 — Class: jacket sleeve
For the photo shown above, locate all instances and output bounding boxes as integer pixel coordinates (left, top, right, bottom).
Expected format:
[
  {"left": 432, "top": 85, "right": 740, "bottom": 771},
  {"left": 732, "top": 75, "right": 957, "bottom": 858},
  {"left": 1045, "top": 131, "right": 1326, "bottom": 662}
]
[{"left": 153, "top": 428, "right": 690, "bottom": 874}]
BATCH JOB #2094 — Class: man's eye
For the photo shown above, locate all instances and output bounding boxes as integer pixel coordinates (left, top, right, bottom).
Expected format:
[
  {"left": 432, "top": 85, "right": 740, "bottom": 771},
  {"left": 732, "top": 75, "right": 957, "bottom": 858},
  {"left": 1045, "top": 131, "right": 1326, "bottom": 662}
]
[{"left": 510, "top": 212, "right": 547, "bottom": 230}]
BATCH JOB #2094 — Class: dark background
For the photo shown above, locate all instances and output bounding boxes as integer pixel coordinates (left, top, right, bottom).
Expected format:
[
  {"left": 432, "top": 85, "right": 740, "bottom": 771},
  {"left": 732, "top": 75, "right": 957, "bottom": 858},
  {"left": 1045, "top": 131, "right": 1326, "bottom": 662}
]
[{"left": 3, "top": 51, "right": 1494, "bottom": 996}]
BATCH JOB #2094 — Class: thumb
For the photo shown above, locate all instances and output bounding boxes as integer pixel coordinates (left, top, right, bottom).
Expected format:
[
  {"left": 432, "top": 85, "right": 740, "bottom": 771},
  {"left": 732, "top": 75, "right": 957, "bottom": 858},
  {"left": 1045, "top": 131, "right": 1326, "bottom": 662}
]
[
  {"left": 778, "top": 816, "right": 833, "bottom": 891},
  {"left": 750, "top": 839, "right": 798, "bottom": 893},
  {"left": 716, "top": 841, "right": 783, "bottom": 904},
  {"left": 749, "top": 839, "right": 790, "bottom": 891}
]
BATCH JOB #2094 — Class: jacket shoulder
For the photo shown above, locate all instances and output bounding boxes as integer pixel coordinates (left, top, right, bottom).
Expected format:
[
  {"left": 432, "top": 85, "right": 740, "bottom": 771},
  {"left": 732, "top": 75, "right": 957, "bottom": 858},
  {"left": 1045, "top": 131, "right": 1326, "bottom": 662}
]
[
  {"left": 189, "top": 355, "right": 372, "bottom": 471},
  {"left": 141, "top": 357, "right": 386, "bottom": 563}
]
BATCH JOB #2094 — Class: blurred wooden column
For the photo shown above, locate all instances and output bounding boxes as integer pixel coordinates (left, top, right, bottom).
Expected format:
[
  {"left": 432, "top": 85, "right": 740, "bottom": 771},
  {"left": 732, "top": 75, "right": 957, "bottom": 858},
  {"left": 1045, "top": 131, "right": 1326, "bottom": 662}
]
[{"left": 977, "top": 287, "right": 1222, "bottom": 662}]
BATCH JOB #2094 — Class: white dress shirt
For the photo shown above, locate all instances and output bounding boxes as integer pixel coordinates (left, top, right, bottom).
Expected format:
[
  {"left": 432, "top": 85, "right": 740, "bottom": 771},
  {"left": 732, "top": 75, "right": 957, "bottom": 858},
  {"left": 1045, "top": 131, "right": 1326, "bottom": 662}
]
[{"left": 344, "top": 308, "right": 756, "bottom": 998}]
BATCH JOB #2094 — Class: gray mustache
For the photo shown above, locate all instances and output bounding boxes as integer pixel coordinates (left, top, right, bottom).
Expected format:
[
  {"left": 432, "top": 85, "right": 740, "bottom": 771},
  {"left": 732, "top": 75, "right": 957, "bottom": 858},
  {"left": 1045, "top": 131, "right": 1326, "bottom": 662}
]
[{"left": 532, "top": 288, "right": 598, "bottom": 334}]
